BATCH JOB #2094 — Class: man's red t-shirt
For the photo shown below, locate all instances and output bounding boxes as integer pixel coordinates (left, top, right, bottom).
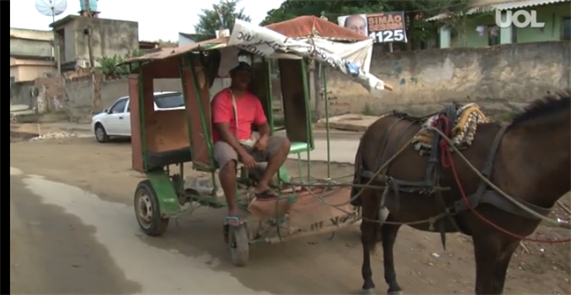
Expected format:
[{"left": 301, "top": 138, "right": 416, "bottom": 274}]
[{"left": 211, "top": 88, "right": 267, "bottom": 142}]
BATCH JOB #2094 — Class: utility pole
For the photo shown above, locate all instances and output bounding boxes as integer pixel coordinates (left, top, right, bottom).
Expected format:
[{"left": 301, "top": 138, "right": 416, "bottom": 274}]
[
  {"left": 84, "top": 0, "right": 95, "bottom": 69},
  {"left": 52, "top": 12, "right": 61, "bottom": 76},
  {"left": 83, "top": 0, "right": 100, "bottom": 112}
]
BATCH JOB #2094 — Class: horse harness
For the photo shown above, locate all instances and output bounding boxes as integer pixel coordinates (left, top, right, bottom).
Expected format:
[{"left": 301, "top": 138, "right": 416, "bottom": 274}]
[{"left": 356, "top": 106, "right": 552, "bottom": 244}]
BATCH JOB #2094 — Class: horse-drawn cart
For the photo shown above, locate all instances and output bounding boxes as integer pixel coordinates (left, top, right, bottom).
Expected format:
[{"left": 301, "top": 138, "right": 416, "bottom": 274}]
[{"left": 122, "top": 17, "right": 391, "bottom": 266}]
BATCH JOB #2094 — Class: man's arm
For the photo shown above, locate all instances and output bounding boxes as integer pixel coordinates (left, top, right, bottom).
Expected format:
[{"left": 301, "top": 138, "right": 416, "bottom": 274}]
[
  {"left": 212, "top": 94, "right": 249, "bottom": 156},
  {"left": 216, "top": 123, "right": 249, "bottom": 156},
  {"left": 253, "top": 98, "right": 270, "bottom": 137}
]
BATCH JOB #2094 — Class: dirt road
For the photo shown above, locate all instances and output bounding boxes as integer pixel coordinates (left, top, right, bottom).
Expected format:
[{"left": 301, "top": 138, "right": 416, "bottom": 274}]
[{"left": 10, "top": 136, "right": 570, "bottom": 294}]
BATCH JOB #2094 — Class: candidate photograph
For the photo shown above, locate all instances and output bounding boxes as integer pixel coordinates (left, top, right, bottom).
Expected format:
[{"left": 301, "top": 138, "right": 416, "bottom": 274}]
[{"left": 337, "top": 14, "right": 368, "bottom": 36}]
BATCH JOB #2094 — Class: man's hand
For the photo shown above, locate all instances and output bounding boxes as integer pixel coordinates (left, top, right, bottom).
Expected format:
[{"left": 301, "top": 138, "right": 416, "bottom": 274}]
[
  {"left": 240, "top": 152, "right": 257, "bottom": 169},
  {"left": 254, "top": 135, "right": 269, "bottom": 151}
]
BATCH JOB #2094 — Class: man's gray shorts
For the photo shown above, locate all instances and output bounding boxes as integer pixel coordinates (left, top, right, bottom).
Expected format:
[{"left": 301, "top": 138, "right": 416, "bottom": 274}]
[{"left": 214, "top": 135, "right": 288, "bottom": 169}]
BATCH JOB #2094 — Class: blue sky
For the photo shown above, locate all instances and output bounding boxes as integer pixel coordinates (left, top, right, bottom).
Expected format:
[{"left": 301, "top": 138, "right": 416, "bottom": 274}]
[{"left": 10, "top": 0, "right": 285, "bottom": 41}]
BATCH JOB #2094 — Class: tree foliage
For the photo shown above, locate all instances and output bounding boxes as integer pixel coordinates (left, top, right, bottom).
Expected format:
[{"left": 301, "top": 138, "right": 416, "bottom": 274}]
[
  {"left": 194, "top": 0, "right": 252, "bottom": 41},
  {"left": 260, "top": 0, "right": 473, "bottom": 49},
  {"left": 96, "top": 50, "right": 143, "bottom": 80}
]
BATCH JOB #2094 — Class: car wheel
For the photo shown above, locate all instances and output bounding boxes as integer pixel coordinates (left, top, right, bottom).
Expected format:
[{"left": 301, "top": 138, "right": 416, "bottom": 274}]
[{"left": 94, "top": 123, "right": 110, "bottom": 143}]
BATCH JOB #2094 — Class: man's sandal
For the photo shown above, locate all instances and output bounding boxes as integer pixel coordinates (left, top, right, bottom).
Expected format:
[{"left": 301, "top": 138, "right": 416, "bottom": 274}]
[{"left": 225, "top": 216, "right": 243, "bottom": 227}]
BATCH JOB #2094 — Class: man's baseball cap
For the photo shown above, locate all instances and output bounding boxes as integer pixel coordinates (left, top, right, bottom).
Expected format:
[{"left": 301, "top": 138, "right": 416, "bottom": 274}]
[{"left": 230, "top": 62, "right": 252, "bottom": 75}]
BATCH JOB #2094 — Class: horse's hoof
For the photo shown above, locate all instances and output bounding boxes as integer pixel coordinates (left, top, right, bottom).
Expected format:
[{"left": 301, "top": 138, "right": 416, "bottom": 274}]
[
  {"left": 387, "top": 290, "right": 402, "bottom": 295},
  {"left": 362, "top": 289, "right": 376, "bottom": 295}
]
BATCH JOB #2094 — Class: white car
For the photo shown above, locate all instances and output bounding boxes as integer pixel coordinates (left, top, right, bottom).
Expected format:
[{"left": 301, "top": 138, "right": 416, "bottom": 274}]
[{"left": 92, "top": 91, "right": 185, "bottom": 142}]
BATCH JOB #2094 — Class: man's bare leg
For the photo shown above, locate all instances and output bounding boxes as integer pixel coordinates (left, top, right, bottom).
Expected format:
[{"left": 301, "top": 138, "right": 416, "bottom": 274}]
[
  {"left": 219, "top": 160, "right": 240, "bottom": 225},
  {"left": 255, "top": 139, "right": 291, "bottom": 194}
]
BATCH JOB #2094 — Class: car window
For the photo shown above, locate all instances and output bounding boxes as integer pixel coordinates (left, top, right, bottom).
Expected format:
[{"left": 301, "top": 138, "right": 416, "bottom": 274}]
[
  {"left": 154, "top": 93, "right": 185, "bottom": 109},
  {"left": 110, "top": 98, "right": 128, "bottom": 113}
]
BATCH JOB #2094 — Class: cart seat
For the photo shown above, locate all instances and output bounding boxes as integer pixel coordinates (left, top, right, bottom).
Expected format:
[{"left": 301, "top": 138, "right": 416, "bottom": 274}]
[
  {"left": 289, "top": 141, "right": 311, "bottom": 154},
  {"left": 147, "top": 146, "right": 192, "bottom": 169}
]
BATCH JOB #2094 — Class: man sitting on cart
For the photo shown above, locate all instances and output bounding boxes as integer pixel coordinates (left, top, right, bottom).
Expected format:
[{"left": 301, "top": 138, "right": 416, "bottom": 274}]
[{"left": 212, "top": 62, "right": 291, "bottom": 225}]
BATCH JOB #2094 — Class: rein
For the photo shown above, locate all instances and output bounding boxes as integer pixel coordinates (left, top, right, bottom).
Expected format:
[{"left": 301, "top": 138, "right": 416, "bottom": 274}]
[
  {"left": 297, "top": 116, "right": 571, "bottom": 243},
  {"left": 429, "top": 119, "right": 571, "bottom": 243}
]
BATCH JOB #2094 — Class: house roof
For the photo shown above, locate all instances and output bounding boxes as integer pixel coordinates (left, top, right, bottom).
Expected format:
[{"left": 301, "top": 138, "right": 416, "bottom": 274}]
[
  {"left": 426, "top": 0, "right": 571, "bottom": 21},
  {"left": 139, "top": 41, "right": 159, "bottom": 49},
  {"left": 120, "top": 37, "right": 228, "bottom": 65},
  {"left": 10, "top": 28, "right": 53, "bottom": 41},
  {"left": 50, "top": 15, "right": 79, "bottom": 28},
  {"left": 179, "top": 32, "right": 215, "bottom": 40},
  {"left": 265, "top": 15, "right": 369, "bottom": 41}
]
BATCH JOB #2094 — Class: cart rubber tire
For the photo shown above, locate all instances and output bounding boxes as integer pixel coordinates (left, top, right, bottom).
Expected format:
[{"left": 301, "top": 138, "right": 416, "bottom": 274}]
[
  {"left": 134, "top": 180, "right": 169, "bottom": 236},
  {"left": 229, "top": 225, "right": 249, "bottom": 267},
  {"left": 94, "top": 123, "right": 110, "bottom": 143}
]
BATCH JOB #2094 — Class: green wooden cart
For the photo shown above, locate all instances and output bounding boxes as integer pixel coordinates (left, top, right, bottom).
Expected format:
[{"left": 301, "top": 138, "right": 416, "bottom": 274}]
[{"left": 122, "top": 30, "right": 368, "bottom": 266}]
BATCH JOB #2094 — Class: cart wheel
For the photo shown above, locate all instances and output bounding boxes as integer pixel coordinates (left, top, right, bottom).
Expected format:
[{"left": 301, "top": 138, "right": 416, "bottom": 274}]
[
  {"left": 228, "top": 225, "right": 249, "bottom": 267},
  {"left": 134, "top": 180, "right": 169, "bottom": 236}
]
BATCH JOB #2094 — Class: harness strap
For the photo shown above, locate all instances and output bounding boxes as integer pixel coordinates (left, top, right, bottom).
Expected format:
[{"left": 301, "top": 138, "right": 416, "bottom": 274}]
[{"left": 452, "top": 125, "right": 552, "bottom": 218}]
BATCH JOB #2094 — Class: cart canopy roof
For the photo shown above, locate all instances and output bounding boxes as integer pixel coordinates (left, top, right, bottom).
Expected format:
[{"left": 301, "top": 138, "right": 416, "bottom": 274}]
[
  {"left": 121, "top": 18, "right": 389, "bottom": 96},
  {"left": 265, "top": 15, "right": 368, "bottom": 42},
  {"left": 122, "top": 15, "right": 367, "bottom": 65}
]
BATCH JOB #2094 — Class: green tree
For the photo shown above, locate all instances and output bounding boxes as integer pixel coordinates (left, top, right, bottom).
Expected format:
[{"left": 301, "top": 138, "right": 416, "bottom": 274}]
[
  {"left": 261, "top": 1, "right": 390, "bottom": 26},
  {"left": 194, "top": 0, "right": 252, "bottom": 41}
]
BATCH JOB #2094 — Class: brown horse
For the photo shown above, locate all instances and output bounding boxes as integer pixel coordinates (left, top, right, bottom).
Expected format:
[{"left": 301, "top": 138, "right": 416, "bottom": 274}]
[{"left": 351, "top": 89, "right": 570, "bottom": 295}]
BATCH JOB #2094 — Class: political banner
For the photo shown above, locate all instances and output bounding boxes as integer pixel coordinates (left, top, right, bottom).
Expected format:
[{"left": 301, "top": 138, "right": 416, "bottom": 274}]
[
  {"left": 338, "top": 11, "right": 408, "bottom": 43},
  {"left": 228, "top": 19, "right": 388, "bottom": 95}
]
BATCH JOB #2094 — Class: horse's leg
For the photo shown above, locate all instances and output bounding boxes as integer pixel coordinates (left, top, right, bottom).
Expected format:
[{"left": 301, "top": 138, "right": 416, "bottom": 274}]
[
  {"left": 492, "top": 241, "right": 519, "bottom": 294},
  {"left": 472, "top": 234, "right": 502, "bottom": 295},
  {"left": 381, "top": 214, "right": 403, "bottom": 295},
  {"left": 361, "top": 219, "right": 377, "bottom": 294}
]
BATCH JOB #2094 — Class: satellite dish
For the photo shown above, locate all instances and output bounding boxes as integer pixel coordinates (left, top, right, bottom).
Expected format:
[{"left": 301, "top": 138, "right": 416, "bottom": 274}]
[{"left": 35, "top": 0, "right": 67, "bottom": 22}]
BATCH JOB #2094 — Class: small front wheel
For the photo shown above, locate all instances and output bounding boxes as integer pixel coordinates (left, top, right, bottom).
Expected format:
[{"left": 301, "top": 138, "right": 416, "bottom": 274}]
[
  {"left": 134, "top": 180, "right": 169, "bottom": 236},
  {"left": 228, "top": 225, "right": 249, "bottom": 267}
]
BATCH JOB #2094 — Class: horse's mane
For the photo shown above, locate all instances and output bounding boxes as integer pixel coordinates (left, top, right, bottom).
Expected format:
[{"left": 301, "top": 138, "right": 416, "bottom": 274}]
[{"left": 508, "top": 88, "right": 571, "bottom": 129}]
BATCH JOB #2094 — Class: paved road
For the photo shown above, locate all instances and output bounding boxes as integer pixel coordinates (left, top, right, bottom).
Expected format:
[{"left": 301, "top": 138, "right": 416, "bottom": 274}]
[
  {"left": 9, "top": 166, "right": 367, "bottom": 295},
  {"left": 10, "top": 167, "right": 279, "bottom": 294},
  {"left": 11, "top": 137, "right": 570, "bottom": 294},
  {"left": 294, "top": 139, "right": 359, "bottom": 164}
]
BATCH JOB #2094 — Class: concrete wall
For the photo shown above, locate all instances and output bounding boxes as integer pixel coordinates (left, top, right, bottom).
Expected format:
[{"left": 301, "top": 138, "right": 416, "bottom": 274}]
[
  {"left": 11, "top": 41, "right": 570, "bottom": 120},
  {"left": 11, "top": 77, "right": 183, "bottom": 117},
  {"left": 10, "top": 38, "right": 53, "bottom": 58},
  {"left": 57, "top": 17, "right": 138, "bottom": 66},
  {"left": 10, "top": 63, "right": 56, "bottom": 82},
  {"left": 55, "top": 22, "right": 78, "bottom": 64},
  {"left": 325, "top": 41, "right": 571, "bottom": 115},
  {"left": 73, "top": 18, "right": 139, "bottom": 63},
  {"left": 10, "top": 29, "right": 57, "bottom": 82}
]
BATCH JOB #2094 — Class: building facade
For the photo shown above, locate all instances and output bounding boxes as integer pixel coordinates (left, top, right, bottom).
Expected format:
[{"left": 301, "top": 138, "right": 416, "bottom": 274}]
[
  {"left": 10, "top": 28, "right": 56, "bottom": 82},
  {"left": 50, "top": 15, "right": 139, "bottom": 72},
  {"left": 428, "top": 0, "right": 571, "bottom": 48}
]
